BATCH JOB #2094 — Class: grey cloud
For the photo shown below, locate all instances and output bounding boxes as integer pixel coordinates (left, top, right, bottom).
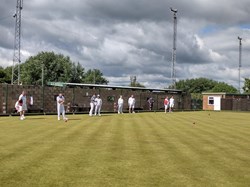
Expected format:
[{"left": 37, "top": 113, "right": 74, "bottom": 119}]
[{"left": 0, "top": 0, "right": 250, "bottom": 88}]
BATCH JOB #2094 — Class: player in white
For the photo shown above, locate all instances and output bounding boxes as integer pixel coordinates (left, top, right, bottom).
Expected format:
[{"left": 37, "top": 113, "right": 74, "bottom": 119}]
[
  {"left": 117, "top": 95, "right": 124, "bottom": 114},
  {"left": 89, "top": 94, "right": 96, "bottom": 116},
  {"left": 15, "top": 100, "right": 23, "bottom": 119},
  {"left": 164, "top": 96, "right": 169, "bottom": 113},
  {"left": 169, "top": 96, "right": 175, "bottom": 112},
  {"left": 94, "top": 94, "right": 102, "bottom": 116},
  {"left": 57, "top": 93, "right": 67, "bottom": 121},
  {"left": 128, "top": 95, "right": 136, "bottom": 113},
  {"left": 18, "top": 90, "right": 27, "bottom": 120}
]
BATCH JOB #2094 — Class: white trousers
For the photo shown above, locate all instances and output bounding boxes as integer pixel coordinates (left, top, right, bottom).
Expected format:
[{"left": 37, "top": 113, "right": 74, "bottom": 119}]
[
  {"left": 89, "top": 103, "right": 95, "bottom": 116},
  {"left": 57, "top": 104, "right": 65, "bottom": 119},
  {"left": 118, "top": 104, "right": 123, "bottom": 113},
  {"left": 95, "top": 104, "right": 101, "bottom": 115}
]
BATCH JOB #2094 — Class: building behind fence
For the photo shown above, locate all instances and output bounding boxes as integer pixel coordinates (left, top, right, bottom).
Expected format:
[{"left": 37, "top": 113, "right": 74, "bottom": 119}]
[
  {"left": 0, "top": 83, "right": 192, "bottom": 115},
  {"left": 203, "top": 92, "right": 250, "bottom": 111}
]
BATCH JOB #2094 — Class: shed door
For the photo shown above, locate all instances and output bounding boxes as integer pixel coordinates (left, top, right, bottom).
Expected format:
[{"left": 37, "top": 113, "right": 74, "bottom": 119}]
[{"left": 214, "top": 97, "right": 221, "bottom": 111}]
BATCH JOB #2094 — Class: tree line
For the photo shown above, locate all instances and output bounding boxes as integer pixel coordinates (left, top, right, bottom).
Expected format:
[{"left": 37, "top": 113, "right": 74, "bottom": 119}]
[
  {"left": 170, "top": 78, "right": 238, "bottom": 100},
  {"left": 1, "top": 51, "right": 249, "bottom": 94},
  {"left": 0, "top": 51, "right": 108, "bottom": 85}
]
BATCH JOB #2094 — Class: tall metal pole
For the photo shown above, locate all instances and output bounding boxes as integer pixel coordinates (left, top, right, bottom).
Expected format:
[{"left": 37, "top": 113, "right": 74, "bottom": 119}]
[
  {"left": 238, "top": 36, "right": 242, "bottom": 93},
  {"left": 11, "top": 0, "right": 23, "bottom": 85},
  {"left": 170, "top": 8, "right": 177, "bottom": 88},
  {"left": 42, "top": 62, "right": 44, "bottom": 87}
]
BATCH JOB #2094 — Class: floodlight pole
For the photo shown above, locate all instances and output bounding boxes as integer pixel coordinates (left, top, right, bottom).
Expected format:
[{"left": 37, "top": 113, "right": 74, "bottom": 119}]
[
  {"left": 238, "top": 36, "right": 242, "bottom": 93},
  {"left": 42, "top": 61, "right": 44, "bottom": 87},
  {"left": 170, "top": 7, "right": 177, "bottom": 88},
  {"left": 11, "top": 0, "right": 23, "bottom": 85}
]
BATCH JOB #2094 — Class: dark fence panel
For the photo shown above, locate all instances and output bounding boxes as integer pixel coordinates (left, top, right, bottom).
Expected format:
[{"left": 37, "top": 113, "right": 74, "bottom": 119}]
[
  {"left": 221, "top": 99, "right": 233, "bottom": 110},
  {"left": 221, "top": 98, "right": 250, "bottom": 111},
  {"left": 0, "top": 84, "right": 192, "bottom": 115}
]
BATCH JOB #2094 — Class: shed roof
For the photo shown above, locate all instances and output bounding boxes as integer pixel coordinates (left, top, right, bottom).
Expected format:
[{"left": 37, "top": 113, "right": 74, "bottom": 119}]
[{"left": 47, "top": 82, "right": 183, "bottom": 93}]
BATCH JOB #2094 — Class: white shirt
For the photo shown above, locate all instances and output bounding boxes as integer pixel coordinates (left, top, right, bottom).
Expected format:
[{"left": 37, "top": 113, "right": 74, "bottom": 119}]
[
  {"left": 128, "top": 97, "right": 135, "bottom": 105},
  {"left": 95, "top": 98, "right": 102, "bottom": 106},
  {"left": 19, "top": 94, "right": 26, "bottom": 105},
  {"left": 57, "top": 95, "right": 65, "bottom": 107},
  {"left": 169, "top": 98, "right": 174, "bottom": 106},
  {"left": 118, "top": 98, "right": 124, "bottom": 105}
]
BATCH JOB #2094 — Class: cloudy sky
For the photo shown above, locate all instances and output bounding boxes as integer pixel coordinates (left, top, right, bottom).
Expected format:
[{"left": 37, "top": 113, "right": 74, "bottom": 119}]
[{"left": 0, "top": 0, "right": 250, "bottom": 89}]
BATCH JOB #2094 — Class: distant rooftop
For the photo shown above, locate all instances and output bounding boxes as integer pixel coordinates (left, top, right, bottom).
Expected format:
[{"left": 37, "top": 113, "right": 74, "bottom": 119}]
[{"left": 47, "top": 82, "right": 183, "bottom": 93}]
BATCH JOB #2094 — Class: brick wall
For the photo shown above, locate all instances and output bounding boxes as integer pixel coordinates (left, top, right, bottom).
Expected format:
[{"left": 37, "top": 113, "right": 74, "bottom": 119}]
[
  {"left": 203, "top": 95, "right": 214, "bottom": 110},
  {"left": 0, "top": 84, "right": 191, "bottom": 114}
]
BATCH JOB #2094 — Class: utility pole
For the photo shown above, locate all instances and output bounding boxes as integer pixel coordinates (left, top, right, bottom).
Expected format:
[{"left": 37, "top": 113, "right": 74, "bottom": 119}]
[
  {"left": 238, "top": 36, "right": 242, "bottom": 93},
  {"left": 42, "top": 62, "right": 44, "bottom": 87},
  {"left": 170, "top": 7, "right": 177, "bottom": 88},
  {"left": 11, "top": 0, "right": 23, "bottom": 85}
]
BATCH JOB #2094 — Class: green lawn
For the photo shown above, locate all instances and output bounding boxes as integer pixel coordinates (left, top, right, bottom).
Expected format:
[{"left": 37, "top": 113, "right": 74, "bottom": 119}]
[{"left": 0, "top": 111, "right": 249, "bottom": 187}]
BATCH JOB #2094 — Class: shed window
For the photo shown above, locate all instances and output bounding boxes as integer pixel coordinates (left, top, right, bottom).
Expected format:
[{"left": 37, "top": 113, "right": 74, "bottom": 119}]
[{"left": 208, "top": 97, "right": 214, "bottom": 105}]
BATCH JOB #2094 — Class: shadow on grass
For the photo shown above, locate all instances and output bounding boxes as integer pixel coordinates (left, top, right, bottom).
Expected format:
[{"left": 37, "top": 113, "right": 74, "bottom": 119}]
[
  {"left": 88, "top": 114, "right": 114, "bottom": 117},
  {"left": 66, "top": 118, "right": 82, "bottom": 121}
]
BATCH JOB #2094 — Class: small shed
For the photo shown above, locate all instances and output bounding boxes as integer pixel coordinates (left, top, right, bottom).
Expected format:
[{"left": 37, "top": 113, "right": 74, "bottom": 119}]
[
  {"left": 202, "top": 92, "right": 226, "bottom": 111},
  {"left": 202, "top": 92, "right": 250, "bottom": 111}
]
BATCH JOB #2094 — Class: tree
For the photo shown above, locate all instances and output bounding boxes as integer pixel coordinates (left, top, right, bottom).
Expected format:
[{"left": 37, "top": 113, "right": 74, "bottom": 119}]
[
  {"left": 0, "top": 67, "right": 7, "bottom": 83},
  {"left": 174, "top": 78, "right": 216, "bottom": 93},
  {"left": 21, "top": 52, "right": 76, "bottom": 85},
  {"left": 70, "top": 62, "right": 85, "bottom": 83},
  {"left": 18, "top": 51, "right": 108, "bottom": 85},
  {"left": 84, "top": 69, "right": 109, "bottom": 84},
  {"left": 243, "top": 78, "right": 250, "bottom": 93},
  {"left": 129, "top": 76, "right": 145, "bottom": 87},
  {"left": 210, "top": 82, "right": 237, "bottom": 93},
  {"left": 0, "top": 66, "right": 11, "bottom": 84},
  {"left": 130, "top": 82, "right": 145, "bottom": 87},
  {"left": 174, "top": 78, "right": 237, "bottom": 93}
]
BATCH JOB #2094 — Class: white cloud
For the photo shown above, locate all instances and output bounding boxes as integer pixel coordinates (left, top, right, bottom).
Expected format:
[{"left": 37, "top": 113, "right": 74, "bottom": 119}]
[{"left": 0, "top": 0, "right": 250, "bottom": 89}]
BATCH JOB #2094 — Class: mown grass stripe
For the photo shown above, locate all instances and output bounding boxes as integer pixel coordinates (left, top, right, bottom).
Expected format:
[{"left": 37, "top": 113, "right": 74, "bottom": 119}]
[
  {"left": 42, "top": 115, "right": 116, "bottom": 187},
  {"left": 0, "top": 112, "right": 250, "bottom": 187},
  {"left": 143, "top": 112, "right": 250, "bottom": 186},
  {"left": 144, "top": 114, "right": 224, "bottom": 185},
  {"left": 0, "top": 124, "right": 84, "bottom": 185},
  {"left": 2, "top": 115, "right": 109, "bottom": 186},
  {"left": 137, "top": 114, "right": 193, "bottom": 186}
]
